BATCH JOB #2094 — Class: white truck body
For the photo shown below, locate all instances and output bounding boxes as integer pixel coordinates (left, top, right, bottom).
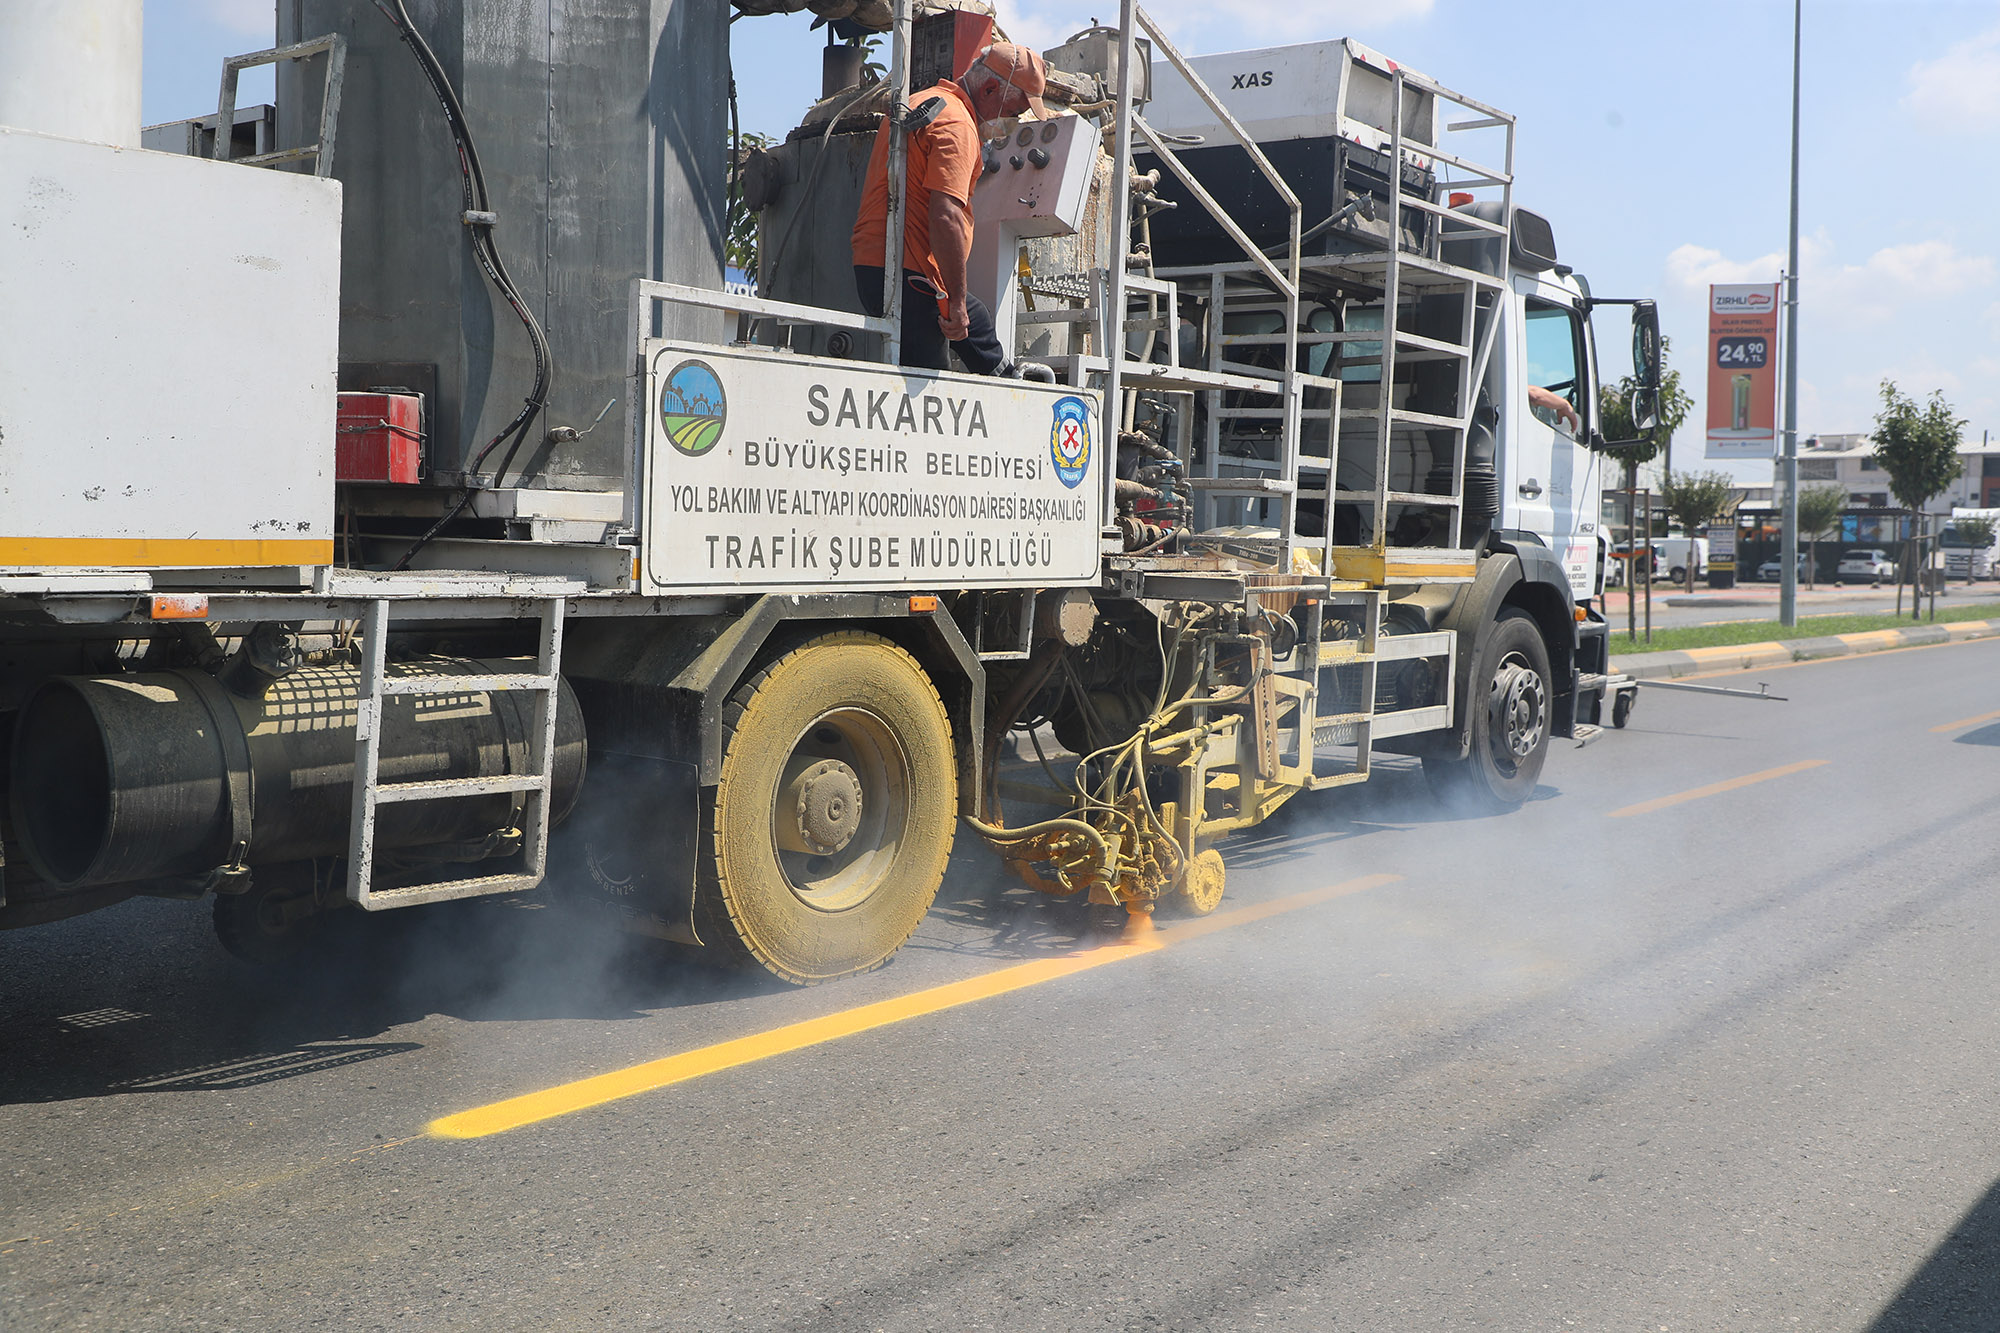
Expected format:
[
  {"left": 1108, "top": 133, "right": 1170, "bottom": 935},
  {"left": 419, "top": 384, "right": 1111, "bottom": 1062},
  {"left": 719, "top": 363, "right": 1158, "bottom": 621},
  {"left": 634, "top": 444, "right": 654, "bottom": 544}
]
[{"left": 1944, "top": 509, "right": 2000, "bottom": 580}]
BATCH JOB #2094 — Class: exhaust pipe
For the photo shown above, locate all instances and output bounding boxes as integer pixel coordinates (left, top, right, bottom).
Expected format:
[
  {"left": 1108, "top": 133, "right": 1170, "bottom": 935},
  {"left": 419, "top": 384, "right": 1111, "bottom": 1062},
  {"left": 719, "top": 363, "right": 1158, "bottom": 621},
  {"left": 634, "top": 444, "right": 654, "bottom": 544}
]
[{"left": 10, "top": 657, "right": 585, "bottom": 890}]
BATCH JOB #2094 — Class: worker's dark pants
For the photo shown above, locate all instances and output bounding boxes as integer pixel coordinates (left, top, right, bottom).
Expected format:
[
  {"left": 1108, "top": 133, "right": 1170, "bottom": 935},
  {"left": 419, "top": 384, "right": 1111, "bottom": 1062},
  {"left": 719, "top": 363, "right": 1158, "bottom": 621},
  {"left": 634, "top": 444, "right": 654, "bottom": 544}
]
[{"left": 853, "top": 266, "right": 1007, "bottom": 375}]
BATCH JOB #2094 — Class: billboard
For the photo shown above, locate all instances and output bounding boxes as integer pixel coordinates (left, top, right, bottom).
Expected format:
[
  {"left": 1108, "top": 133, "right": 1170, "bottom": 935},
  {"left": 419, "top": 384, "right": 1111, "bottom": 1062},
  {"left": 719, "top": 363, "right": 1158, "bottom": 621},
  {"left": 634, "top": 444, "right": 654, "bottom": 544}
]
[{"left": 1704, "top": 282, "right": 1780, "bottom": 459}]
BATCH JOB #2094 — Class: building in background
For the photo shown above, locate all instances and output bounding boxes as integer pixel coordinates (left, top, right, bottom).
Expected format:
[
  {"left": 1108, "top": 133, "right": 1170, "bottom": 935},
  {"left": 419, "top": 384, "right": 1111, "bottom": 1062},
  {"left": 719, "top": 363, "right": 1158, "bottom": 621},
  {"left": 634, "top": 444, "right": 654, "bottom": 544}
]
[
  {"left": 1789, "top": 434, "right": 2000, "bottom": 512},
  {"left": 1707, "top": 434, "right": 2000, "bottom": 582}
]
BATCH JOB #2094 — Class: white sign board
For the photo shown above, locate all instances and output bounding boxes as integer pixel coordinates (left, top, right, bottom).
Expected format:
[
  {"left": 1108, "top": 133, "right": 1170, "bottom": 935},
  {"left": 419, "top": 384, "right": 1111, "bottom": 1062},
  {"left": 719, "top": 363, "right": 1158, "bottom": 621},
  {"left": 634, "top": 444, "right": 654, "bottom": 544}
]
[{"left": 641, "top": 343, "right": 1103, "bottom": 596}]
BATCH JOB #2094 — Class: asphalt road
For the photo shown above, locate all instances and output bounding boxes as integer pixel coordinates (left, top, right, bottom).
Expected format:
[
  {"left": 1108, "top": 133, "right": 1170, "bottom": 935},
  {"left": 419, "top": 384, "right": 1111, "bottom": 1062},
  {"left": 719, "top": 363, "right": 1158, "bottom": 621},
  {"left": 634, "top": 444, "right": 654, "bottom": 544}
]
[{"left": 5, "top": 637, "right": 2000, "bottom": 1331}]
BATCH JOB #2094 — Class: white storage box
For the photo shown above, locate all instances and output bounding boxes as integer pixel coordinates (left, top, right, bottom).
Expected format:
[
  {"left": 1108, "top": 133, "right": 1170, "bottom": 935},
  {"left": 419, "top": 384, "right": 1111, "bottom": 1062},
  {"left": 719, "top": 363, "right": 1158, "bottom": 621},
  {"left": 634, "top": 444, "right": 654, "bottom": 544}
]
[{"left": 0, "top": 127, "right": 340, "bottom": 569}]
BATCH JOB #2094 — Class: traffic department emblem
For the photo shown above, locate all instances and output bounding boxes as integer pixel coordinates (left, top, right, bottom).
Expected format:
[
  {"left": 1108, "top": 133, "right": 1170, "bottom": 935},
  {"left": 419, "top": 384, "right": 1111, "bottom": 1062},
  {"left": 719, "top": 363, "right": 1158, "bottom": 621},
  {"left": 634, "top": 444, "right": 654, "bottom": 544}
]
[
  {"left": 1049, "top": 395, "right": 1091, "bottom": 489},
  {"left": 660, "top": 359, "right": 726, "bottom": 456}
]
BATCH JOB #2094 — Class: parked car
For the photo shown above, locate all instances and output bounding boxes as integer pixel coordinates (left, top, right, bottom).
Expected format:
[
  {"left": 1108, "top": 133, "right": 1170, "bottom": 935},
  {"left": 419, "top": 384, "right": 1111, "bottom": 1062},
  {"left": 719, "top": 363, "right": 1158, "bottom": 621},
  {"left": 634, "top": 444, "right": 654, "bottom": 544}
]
[
  {"left": 1756, "top": 552, "right": 1809, "bottom": 582},
  {"left": 1835, "top": 549, "right": 1895, "bottom": 585}
]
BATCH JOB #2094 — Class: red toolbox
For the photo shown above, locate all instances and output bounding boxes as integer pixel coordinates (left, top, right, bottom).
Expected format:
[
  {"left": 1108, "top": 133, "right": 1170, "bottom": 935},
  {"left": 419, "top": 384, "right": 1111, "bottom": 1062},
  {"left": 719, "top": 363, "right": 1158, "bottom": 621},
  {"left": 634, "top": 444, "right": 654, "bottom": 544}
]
[{"left": 335, "top": 391, "right": 423, "bottom": 484}]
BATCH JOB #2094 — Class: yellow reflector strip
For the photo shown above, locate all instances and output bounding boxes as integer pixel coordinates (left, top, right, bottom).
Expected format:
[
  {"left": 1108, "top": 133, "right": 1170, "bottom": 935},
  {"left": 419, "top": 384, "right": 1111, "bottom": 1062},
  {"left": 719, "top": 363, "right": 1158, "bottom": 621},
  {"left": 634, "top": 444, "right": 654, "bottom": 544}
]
[
  {"left": 0, "top": 537, "right": 331, "bottom": 568},
  {"left": 428, "top": 872, "right": 1403, "bottom": 1139}
]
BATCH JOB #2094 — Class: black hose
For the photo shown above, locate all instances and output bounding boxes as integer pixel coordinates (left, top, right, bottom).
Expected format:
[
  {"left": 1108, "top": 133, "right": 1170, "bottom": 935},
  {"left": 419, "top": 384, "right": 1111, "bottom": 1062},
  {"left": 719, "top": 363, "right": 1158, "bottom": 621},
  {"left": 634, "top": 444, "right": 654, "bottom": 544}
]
[{"left": 372, "top": 0, "right": 553, "bottom": 569}]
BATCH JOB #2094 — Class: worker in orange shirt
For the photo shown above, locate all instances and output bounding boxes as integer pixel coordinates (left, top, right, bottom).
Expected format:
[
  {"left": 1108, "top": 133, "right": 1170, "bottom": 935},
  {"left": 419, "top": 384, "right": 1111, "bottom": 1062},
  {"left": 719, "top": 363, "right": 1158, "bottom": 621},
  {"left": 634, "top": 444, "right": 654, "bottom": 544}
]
[{"left": 851, "top": 42, "right": 1047, "bottom": 375}]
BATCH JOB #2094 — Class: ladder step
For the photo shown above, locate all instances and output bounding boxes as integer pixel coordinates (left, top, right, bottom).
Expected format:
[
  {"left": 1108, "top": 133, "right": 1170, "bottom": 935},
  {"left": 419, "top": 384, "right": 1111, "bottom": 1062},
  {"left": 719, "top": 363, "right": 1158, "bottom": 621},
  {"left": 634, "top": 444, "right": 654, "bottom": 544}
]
[
  {"left": 1120, "top": 366, "right": 1282, "bottom": 395},
  {"left": 1190, "top": 477, "right": 1294, "bottom": 494},
  {"left": 1340, "top": 406, "right": 1467, "bottom": 431},
  {"left": 378, "top": 673, "right": 555, "bottom": 696},
  {"left": 1326, "top": 488, "right": 1464, "bottom": 508},
  {"left": 359, "top": 874, "right": 543, "bottom": 910},
  {"left": 1314, "top": 714, "right": 1370, "bottom": 744},
  {"left": 1314, "top": 250, "right": 1506, "bottom": 290},
  {"left": 375, "top": 774, "right": 547, "bottom": 803},
  {"left": 1571, "top": 723, "right": 1605, "bottom": 748}
]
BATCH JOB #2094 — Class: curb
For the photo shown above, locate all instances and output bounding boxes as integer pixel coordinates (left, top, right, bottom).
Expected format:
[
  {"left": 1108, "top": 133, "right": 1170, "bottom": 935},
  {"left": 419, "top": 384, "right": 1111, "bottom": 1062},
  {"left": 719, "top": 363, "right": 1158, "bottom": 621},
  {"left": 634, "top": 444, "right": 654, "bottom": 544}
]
[{"left": 1610, "top": 618, "right": 2000, "bottom": 681}]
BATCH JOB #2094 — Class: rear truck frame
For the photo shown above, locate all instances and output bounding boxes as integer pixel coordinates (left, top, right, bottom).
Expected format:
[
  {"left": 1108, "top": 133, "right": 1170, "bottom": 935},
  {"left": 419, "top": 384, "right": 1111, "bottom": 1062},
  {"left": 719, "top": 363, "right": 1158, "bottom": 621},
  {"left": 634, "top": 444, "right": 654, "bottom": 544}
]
[{"left": 0, "top": 2, "right": 1659, "bottom": 983}]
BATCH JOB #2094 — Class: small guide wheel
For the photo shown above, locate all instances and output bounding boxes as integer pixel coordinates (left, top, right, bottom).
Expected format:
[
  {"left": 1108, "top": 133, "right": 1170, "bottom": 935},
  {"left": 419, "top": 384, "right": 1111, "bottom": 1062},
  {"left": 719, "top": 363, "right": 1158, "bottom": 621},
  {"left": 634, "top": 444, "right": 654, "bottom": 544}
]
[
  {"left": 1167, "top": 848, "right": 1226, "bottom": 917},
  {"left": 1612, "top": 688, "right": 1636, "bottom": 729}
]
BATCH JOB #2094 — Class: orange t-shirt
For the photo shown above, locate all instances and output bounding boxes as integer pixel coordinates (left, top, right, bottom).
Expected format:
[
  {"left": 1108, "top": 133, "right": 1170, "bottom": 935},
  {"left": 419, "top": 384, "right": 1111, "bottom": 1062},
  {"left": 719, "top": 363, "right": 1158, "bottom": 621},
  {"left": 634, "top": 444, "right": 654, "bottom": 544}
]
[{"left": 850, "top": 81, "right": 980, "bottom": 290}]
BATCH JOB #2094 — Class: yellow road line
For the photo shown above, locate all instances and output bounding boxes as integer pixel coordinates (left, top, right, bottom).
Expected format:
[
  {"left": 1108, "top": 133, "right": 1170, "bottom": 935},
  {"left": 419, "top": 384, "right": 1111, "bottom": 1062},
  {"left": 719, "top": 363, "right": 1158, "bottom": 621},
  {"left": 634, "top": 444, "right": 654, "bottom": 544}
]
[
  {"left": 429, "top": 872, "right": 1403, "bottom": 1139},
  {"left": 1607, "top": 759, "right": 1828, "bottom": 819},
  {"left": 1931, "top": 708, "right": 2000, "bottom": 734}
]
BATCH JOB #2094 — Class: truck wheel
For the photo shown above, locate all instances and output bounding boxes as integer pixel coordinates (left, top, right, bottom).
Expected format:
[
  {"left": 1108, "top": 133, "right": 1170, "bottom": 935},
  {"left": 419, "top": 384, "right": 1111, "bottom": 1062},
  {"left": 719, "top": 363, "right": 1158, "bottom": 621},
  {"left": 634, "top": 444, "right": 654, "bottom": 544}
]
[
  {"left": 1423, "top": 609, "right": 1551, "bottom": 812},
  {"left": 213, "top": 862, "right": 326, "bottom": 966},
  {"left": 696, "top": 631, "right": 957, "bottom": 984}
]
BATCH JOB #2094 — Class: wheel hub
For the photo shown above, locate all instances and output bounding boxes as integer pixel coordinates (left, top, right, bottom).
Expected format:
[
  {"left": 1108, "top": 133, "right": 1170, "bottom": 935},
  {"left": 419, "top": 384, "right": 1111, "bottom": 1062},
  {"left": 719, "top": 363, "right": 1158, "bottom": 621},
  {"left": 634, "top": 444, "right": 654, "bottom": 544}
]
[
  {"left": 1489, "top": 659, "right": 1547, "bottom": 763},
  {"left": 782, "top": 758, "right": 865, "bottom": 856}
]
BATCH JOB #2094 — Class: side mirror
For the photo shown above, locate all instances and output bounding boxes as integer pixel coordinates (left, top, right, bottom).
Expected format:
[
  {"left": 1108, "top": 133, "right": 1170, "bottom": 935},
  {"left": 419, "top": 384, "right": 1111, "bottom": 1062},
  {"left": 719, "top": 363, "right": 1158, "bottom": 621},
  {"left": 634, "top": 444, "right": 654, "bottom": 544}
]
[
  {"left": 1629, "top": 386, "right": 1660, "bottom": 432},
  {"left": 1631, "top": 300, "right": 1662, "bottom": 391}
]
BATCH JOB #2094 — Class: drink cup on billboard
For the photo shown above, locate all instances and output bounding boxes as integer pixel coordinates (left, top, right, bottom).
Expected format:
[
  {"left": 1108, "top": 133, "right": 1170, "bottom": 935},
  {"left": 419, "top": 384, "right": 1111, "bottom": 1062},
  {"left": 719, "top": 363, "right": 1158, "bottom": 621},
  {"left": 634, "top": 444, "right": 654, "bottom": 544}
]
[{"left": 1731, "top": 374, "right": 1752, "bottom": 431}]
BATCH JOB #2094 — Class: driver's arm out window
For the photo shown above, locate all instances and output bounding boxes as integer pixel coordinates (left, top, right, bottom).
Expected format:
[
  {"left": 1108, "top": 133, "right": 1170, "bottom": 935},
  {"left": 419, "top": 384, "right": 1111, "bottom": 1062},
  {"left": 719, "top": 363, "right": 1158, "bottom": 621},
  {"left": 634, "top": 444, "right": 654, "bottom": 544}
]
[{"left": 1524, "top": 299, "right": 1583, "bottom": 431}]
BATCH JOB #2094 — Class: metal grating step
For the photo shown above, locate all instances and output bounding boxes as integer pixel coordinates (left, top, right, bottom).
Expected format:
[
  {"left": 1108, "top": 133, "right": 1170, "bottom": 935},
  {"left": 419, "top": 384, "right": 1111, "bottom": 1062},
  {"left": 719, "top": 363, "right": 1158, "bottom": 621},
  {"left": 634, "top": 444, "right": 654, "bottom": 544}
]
[
  {"left": 361, "top": 874, "right": 543, "bottom": 909},
  {"left": 379, "top": 673, "right": 554, "bottom": 696},
  {"left": 375, "top": 774, "right": 546, "bottom": 804}
]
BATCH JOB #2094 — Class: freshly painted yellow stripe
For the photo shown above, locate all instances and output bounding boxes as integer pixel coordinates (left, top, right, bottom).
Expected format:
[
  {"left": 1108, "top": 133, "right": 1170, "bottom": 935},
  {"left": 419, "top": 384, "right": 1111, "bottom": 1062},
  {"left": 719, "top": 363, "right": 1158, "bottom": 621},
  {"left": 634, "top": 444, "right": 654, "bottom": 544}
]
[
  {"left": 428, "top": 872, "right": 1403, "bottom": 1139},
  {"left": 0, "top": 536, "right": 331, "bottom": 567},
  {"left": 1608, "top": 759, "right": 1828, "bottom": 819},
  {"left": 1931, "top": 708, "right": 2000, "bottom": 735}
]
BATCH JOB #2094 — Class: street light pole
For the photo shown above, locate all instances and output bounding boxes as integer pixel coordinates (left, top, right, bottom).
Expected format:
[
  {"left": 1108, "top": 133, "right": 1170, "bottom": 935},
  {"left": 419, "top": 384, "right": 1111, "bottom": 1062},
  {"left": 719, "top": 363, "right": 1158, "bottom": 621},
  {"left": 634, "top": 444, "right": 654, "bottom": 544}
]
[{"left": 1778, "top": 0, "right": 1802, "bottom": 627}]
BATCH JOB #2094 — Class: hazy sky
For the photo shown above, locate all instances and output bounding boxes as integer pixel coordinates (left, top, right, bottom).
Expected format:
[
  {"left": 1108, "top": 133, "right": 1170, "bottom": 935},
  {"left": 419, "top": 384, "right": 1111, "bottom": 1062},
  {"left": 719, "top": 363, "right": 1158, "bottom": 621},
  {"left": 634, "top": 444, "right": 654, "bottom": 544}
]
[{"left": 142, "top": 1, "right": 1999, "bottom": 483}]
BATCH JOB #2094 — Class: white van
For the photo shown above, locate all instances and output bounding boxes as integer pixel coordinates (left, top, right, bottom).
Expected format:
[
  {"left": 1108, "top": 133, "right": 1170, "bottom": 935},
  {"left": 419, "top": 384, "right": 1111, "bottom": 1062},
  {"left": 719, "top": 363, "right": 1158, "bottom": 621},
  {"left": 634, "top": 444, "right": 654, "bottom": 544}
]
[{"left": 1649, "top": 537, "right": 1707, "bottom": 584}]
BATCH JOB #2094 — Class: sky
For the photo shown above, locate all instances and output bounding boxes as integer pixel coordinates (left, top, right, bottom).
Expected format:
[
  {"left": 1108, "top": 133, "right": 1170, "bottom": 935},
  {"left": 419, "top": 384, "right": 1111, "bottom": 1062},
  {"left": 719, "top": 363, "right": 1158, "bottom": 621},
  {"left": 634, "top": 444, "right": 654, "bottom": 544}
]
[{"left": 141, "top": 0, "right": 1999, "bottom": 486}]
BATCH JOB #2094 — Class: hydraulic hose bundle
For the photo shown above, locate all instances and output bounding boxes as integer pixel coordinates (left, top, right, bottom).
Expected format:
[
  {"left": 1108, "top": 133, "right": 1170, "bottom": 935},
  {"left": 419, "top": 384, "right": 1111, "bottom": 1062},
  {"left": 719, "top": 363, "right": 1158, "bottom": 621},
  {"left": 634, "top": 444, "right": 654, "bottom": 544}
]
[{"left": 371, "top": 0, "right": 553, "bottom": 568}]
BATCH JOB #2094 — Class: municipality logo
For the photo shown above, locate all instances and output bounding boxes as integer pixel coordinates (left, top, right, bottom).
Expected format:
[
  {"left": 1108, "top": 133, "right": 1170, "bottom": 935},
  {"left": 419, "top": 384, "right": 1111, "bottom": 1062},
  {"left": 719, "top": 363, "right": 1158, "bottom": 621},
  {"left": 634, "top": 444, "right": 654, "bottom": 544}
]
[
  {"left": 660, "top": 359, "right": 726, "bottom": 456},
  {"left": 1049, "top": 395, "right": 1091, "bottom": 489}
]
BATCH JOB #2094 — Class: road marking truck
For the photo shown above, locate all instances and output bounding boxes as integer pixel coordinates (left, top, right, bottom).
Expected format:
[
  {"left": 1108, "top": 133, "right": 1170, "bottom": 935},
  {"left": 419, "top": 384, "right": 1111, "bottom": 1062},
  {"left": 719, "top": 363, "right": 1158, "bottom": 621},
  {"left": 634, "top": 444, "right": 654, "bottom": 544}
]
[{"left": 0, "top": 1, "right": 1660, "bottom": 982}]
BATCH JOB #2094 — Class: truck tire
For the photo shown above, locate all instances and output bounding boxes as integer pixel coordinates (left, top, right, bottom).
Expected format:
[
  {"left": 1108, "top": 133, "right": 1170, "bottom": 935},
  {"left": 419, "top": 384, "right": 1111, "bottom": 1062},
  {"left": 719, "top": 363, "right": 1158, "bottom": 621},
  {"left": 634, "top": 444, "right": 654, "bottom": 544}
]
[
  {"left": 212, "top": 861, "right": 326, "bottom": 966},
  {"left": 695, "top": 631, "right": 957, "bottom": 984},
  {"left": 1423, "top": 608, "right": 1551, "bottom": 812}
]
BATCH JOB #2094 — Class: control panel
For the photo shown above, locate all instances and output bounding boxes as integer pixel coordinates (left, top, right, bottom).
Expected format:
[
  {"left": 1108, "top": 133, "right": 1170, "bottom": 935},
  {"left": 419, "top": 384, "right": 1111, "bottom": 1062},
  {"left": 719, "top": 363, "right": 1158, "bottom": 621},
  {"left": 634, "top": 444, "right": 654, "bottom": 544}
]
[
  {"left": 967, "top": 113, "right": 1099, "bottom": 362},
  {"left": 970, "top": 112, "right": 1096, "bottom": 236}
]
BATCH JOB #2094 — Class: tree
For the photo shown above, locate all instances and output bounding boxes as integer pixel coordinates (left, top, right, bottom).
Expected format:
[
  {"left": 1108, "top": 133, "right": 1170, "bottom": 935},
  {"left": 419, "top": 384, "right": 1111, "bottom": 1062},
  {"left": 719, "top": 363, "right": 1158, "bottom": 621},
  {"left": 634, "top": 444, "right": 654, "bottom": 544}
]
[
  {"left": 1871, "top": 380, "right": 1965, "bottom": 617},
  {"left": 1657, "top": 468, "right": 1738, "bottom": 591},
  {"left": 725, "top": 130, "right": 775, "bottom": 278},
  {"left": 1955, "top": 514, "right": 1996, "bottom": 586},
  {"left": 1596, "top": 336, "right": 1695, "bottom": 492},
  {"left": 1797, "top": 483, "right": 1847, "bottom": 590}
]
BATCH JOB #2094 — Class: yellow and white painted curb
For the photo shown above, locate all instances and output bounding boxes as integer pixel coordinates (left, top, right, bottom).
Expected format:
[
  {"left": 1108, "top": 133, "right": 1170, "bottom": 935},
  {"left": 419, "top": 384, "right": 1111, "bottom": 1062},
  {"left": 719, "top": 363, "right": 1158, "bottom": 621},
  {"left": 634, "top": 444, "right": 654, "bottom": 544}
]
[{"left": 1611, "top": 618, "right": 2000, "bottom": 680}]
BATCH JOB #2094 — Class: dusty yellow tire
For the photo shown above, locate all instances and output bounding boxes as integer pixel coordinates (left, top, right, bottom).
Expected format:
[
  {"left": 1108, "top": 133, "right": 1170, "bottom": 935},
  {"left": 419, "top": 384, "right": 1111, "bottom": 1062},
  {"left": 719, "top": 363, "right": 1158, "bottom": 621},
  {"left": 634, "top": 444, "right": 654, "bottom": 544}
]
[{"left": 696, "top": 632, "right": 957, "bottom": 983}]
